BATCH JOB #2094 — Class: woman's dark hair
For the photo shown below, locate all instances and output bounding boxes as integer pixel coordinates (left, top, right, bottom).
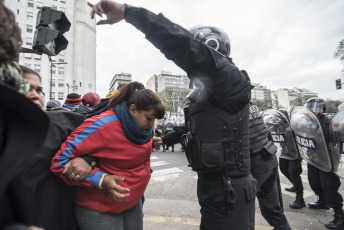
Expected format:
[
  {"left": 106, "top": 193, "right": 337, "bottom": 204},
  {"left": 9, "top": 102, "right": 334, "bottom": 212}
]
[
  {"left": 19, "top": 65, "right": 42, "bottom": 82},
  {"left": 0, "top": 1, "right": 22, "bottom": 64},
  {"left": 108, "top": 81, "right": 165, "bottom": 119}
]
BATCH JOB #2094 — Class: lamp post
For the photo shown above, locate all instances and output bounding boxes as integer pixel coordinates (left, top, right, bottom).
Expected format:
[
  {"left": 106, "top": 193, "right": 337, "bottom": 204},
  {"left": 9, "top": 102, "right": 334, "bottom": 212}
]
[
  {"left": 66, "top": 83, "right": 78, "bottom": 95},
  {"left": 49, "top": 56, "right": 67, "bottom": 100}
]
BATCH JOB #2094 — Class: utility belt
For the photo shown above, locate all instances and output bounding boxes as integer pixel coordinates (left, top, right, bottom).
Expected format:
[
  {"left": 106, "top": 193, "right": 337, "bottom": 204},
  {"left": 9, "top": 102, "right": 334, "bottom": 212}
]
[{"left": 251, "top": 141, "right": 277, "bottom": 159}]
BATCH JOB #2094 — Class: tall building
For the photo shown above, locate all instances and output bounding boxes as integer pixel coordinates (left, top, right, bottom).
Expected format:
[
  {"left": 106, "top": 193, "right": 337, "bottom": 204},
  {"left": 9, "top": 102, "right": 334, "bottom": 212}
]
[
  {"left": 272, "top": 88, "right": 318, "bottom": 111},
  {"left": 4, "top": 0, "right": 96, "bottom": 103},
  {"left": 146, "top": 70, "right": 189, "bottom": 93},
  {"left": 251, "top": 83, "right": 273, "bottom": 107},
  {"left": 109, "top": 73, "right": 132, "bottom": 92}
]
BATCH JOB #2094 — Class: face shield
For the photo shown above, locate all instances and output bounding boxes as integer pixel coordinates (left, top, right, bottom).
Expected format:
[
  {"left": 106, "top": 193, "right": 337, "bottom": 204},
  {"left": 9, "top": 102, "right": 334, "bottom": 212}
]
[{"left": 305, "top": 101, "right": 324, "bottom": 113}]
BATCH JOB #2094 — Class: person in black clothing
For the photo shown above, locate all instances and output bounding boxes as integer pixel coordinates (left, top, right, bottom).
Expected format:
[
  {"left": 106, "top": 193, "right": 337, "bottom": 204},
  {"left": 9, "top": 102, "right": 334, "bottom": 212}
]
[
  {"left": 277, "top": 108, "right": 306, "bottom": 209},
  {"left": 249, "top": 103, "right": 291, "bottom": 230},
  {"left": 87, "top": 1, "right": 259, "bottom": 229},
  {"left": 305, "top": 97, "right": 344, "bottom": 230}
]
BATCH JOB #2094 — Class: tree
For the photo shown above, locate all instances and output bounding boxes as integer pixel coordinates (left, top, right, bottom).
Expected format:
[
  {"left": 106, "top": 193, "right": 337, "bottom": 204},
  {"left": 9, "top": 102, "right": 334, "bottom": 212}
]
[
  {"left": 334, "top": 38, "right": 344, "bottom": 75},
  {"left": 157, "top": 87, "right": 191, "bottom": 116},
  {"left": 289, "top": 95, "right": 317, "bottom": 108},
  {"left": 255, "top": 100, "right": 271, "bottom": 112},
  {"left": 325, "top": 99, "right": 343, "bottom": 113}
]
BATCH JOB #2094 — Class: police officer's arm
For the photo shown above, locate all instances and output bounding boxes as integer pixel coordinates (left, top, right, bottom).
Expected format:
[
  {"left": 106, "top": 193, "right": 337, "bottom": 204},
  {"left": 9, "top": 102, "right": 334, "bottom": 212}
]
[
  {"left": 163, "top": 125, "right": 187, "bottom": 147},
  {"left": 88, "top": 1, "right": 251, "bottom": 114}
]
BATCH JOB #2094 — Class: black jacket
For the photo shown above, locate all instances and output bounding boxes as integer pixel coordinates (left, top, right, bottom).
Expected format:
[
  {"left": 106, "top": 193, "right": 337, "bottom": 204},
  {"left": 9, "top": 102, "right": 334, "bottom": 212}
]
[
  {"left": 2, "top": 111, "right": 85, "bottom": 230},
  {"left": 124, "top": 5, "right": 251, "bottom": 115}
]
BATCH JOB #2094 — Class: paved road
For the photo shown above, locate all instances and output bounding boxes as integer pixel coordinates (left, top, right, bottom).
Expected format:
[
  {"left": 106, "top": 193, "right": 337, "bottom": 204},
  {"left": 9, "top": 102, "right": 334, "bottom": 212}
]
[{"left": 143, "top": 144, "right": 344, "bottom": 230}]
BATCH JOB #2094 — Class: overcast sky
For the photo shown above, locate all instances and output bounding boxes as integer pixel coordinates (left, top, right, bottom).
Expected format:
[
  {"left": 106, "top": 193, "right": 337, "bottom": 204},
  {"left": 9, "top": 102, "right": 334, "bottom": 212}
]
[{"left": 88, "top": 0, "right": 344, "bottom": 100}]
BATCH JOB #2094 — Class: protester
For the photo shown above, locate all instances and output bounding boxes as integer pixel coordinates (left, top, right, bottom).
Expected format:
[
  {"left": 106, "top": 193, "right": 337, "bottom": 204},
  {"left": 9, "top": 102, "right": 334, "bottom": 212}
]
[
  {"left": 19, "top": 65, "right": 45, "bottom": 109},
  {"left": 0, "top": 2, "right": 48, "bottom": 229},
  {"left": 304, "top": 98, "right": 344, "bottom": 230},
  {"left": 45, "top": 99, "right": 70, "bottom": 111},
  {"left": 51, "top": 81, "right": 165, "bottom": 230},
  {"left": 86, "top": 1, "right": 259, "bottom": 229},
  {"left": 62, "top": 93, "right": 82, "bottom": 110},
  {"left": 82, "top": 92, "right": 101, "bottom": 108}
]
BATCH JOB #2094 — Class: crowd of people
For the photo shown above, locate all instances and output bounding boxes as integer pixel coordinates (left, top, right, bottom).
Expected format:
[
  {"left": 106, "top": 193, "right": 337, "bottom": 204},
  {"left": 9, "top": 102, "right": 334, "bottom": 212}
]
[{"left": 1, "top": 0, "right": 343, "bottom": 230}]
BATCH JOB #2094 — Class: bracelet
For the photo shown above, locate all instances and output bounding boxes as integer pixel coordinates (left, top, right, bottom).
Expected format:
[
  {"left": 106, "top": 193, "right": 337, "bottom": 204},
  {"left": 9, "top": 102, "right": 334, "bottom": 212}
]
[{"left": 99, "top": 173, "right": 107, "bottom": 189}]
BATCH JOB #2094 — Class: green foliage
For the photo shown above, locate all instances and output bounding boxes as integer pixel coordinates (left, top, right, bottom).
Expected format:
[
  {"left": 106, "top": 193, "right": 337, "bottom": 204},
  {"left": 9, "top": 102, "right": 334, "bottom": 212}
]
[
  {"left": 334, "top": 38, "right": 344, "bottom": 75},
  {"left": 255, "top": 100, "right": 271, "bottom": 111},
  {"left": 289, "top": 95, "right": 317, "bottom": 108},
  {"left": 325, "top": 99, "right": 343, "bottom": 113}
]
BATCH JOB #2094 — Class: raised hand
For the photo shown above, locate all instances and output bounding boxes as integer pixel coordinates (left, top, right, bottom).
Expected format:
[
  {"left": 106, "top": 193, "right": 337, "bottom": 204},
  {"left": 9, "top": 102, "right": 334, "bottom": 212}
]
[{"left": 87, "top": 0, "right": 125, "bottom": 25}]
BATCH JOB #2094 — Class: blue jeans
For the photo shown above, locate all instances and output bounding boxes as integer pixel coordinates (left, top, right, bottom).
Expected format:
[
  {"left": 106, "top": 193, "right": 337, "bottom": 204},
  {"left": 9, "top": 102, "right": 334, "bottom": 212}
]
[{"left": 75, "top": 201, "right": 143, "bottom": 230}]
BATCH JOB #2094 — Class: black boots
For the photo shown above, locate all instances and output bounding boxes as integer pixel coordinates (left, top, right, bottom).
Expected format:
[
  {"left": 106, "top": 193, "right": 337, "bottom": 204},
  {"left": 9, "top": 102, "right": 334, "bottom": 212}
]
[
  {"left": 289, "top": 196, "right": 306, "bottom": 209},
  {"left": 308, "top": 197, "right": 330, "bottom": 210},
  {"left": 285, "top": 186, "right": 297, "bottom": 192},
  {"left": 325, "top": 210, "right": 344, "bottom": 230}
]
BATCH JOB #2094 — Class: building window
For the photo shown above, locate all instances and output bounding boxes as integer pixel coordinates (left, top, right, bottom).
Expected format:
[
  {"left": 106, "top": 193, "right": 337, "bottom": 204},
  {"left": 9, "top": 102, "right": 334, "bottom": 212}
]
[
  {"left": 24, "top": 63, "right": 31, "bottom": 68},
  {"left": 52, "top": 5, "right": 57, "bottom": 10},
  {"left": 26, "top": 37, "right": 33, "bottom": 46},
  {"left": 24, "top": 53, "right": 32, "bottom": 59},
  {"left": 34, "top": 54, "right": 41, "bottom": 60},
  {"left": 50, "top": 92, "right": 55, "bottom": 100},
  {"left": 58, "top": 92, "right": 64, "bottom": 100},
  {"left": 51, "top": 67, "right": 56, "bottom": 74},
  {"left": 58, "top": 79, "right": 64, "bottom": 87},
  {"left": 88, "top": 84, "right": 92, "bottom": 89},
  {"left": 27, "top": 24, "right": 33, "bottom": 33},
  {"left": 28, "top": 2, "right": 34, "bottom": 8},
  {"left": 58, "top": 53, "right": 64, "bottom": 62},
  {"left": 17, "top": 9, "right": 19, "bottom": 15},
  {"left": 61, "top": 0, "right": 65, "bottom": 3},
  {"left": 34, "top": 64, "right": 41, "bottom": 73},
  {"left": 60, "top": 7, "right": 65, "bottom": 12},
  {"left": 58, "top": 67, "right": 64, "bottom": 75},
  {"left": 27, "top": 12, "right": 33, "bottom": 20},
  {"left": 51, "top": 79, "right": 55, "bottom": 87}
]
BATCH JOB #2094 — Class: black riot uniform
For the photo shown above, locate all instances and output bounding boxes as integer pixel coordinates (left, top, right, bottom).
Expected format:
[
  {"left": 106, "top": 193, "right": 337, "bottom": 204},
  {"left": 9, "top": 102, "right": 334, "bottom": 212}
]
[
  {"left": 249, "top": 103, "right": 290, "bottom": 230},
  {"left": 123, "top": 4, "right": 259, "bottom": 229},
  {"left": 277, "top": 109, "right": 305, "bottom": 209},
  {"left": 305, "top": 98, "right": 344, "bottom": 230}
]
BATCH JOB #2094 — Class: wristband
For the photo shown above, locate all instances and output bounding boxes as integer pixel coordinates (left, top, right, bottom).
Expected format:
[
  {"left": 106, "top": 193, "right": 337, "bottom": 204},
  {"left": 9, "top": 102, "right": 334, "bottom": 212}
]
[{"left": 99, "top": 173, "right": 107, "bottom": 189}]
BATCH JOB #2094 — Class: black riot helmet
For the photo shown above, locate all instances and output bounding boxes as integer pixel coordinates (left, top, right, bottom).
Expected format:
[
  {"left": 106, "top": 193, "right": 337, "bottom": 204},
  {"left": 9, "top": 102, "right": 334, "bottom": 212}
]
[
  {"left": 189, "top": 25, "right": 231, "bottom": 57},
  {"left": 305, "top": 97, "right": 326, "bottom": 113}
]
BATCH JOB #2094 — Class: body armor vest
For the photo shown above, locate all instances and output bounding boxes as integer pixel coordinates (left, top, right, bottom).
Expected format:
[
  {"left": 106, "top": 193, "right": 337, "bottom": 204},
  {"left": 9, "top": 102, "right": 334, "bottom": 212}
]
[
  {"left": 249, "top": 103, "right": 269, "bottom": 154},
  {"left": 183, "top": 101, "right": 250, "bottom": 177}
]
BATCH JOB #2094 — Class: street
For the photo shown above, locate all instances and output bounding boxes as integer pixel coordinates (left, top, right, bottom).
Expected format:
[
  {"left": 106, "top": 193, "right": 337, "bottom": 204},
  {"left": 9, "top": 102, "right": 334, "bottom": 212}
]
[{"left": 143, "top": 144, "right": 344, "bottom": 230}]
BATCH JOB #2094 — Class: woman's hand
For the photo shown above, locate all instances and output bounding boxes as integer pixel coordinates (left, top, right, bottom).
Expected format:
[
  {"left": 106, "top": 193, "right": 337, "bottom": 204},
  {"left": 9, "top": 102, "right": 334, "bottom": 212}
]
[
  {"left": 152, "top": 136, "right": 162, "bottom": 150},
  {"left": 102, "top": 175, "right": 130, "bottom": 201},
  {"left": 63, "top": 157, "right": 92, "bottom": 181}
]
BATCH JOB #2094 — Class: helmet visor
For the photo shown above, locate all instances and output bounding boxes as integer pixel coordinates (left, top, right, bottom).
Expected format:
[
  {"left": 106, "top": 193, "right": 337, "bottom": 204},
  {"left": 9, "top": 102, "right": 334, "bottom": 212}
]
[{"left": 305, "top": 101, "right": 324, "bottom": 113}]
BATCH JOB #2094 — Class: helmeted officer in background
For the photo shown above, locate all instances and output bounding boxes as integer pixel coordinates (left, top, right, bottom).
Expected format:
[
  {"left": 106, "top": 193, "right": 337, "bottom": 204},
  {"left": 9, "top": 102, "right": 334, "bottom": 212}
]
[
  {"left": 305, "top": 98, "right": 344, "bottom": 230},
  {"left": 249, "top": 103, "right": 291, "bottom": 230},
  {"left": 277, "top": 109, "right": 306, "bottom": 209},
  {"left": 87, "top": 1, "right": 259, "bottom": 229}
]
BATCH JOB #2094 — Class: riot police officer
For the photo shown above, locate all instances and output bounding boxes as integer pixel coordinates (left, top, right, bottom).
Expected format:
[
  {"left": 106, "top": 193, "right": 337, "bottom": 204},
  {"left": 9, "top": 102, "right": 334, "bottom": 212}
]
[
  {"left": 305, "top": 98, "right": 344, "bottom": 230},
  {"left": 87, "top": 1, "right": 259, "bottom": 229},
  {"left": 249, "top": 103, "right": 291, "bottom": 229},
  {"left": 277, "top": 109, "right": 306, "bottom": 209}
]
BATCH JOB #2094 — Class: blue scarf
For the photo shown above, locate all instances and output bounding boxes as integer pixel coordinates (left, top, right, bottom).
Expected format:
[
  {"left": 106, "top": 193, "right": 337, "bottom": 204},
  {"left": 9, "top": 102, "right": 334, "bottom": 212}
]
[{"left": 113, "top": 101, "right": 154, "bottom": 145}]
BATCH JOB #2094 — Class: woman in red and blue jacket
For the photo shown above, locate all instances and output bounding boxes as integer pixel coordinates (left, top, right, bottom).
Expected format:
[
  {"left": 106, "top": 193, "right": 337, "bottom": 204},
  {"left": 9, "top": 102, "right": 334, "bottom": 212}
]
[{"left": 51, "top": 82, "right": 165, "bottom": 230}]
